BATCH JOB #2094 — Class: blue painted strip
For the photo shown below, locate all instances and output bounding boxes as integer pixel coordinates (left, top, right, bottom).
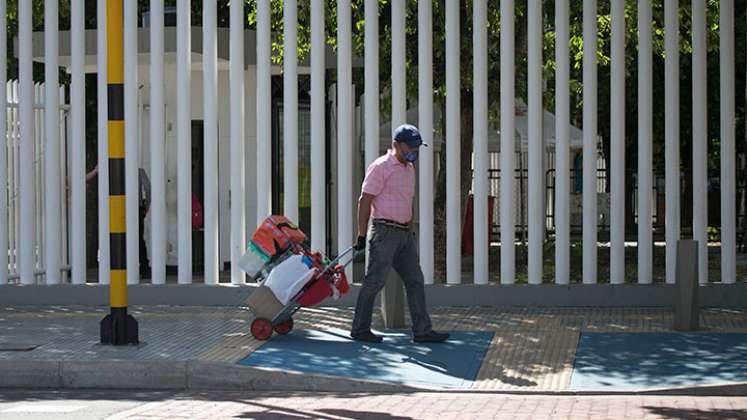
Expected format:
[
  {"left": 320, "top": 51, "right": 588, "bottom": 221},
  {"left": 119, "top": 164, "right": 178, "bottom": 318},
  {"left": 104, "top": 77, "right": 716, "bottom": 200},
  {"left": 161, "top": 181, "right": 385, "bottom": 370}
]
[
  {"left": 239, "top": 329, "right": 494, "bottom": 389},
  {"left": 570, "top": 332, "right": 747, "bottom": 390}
]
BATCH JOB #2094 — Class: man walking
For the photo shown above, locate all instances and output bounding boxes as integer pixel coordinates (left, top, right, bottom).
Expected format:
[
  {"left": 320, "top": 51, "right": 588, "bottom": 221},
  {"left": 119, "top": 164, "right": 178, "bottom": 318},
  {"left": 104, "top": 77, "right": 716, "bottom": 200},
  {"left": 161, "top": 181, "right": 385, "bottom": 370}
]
[
  {"left": 138, "top": 168, "right": 151, "bottom": 279},
  {"left": 351, "top": 124, "right": 449, "bottom": 344},
  {"left": 85, "top": 165, "right": 151, "bottom": 279}
]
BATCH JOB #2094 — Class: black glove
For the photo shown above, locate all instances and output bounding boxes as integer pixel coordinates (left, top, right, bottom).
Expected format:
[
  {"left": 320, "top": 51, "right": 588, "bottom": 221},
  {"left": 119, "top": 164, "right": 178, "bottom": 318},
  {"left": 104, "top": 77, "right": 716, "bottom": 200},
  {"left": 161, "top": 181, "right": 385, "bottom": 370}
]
[{"left": 353, "top": 235, "right": 367, "bottom": 251}]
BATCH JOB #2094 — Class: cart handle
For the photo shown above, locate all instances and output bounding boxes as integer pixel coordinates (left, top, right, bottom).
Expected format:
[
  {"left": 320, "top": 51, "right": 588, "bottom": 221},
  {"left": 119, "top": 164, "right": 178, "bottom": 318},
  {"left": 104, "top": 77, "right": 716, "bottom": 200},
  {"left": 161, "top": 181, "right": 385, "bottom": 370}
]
[{"left": 317, "top": 246, "right": 360, "bottom": 278}]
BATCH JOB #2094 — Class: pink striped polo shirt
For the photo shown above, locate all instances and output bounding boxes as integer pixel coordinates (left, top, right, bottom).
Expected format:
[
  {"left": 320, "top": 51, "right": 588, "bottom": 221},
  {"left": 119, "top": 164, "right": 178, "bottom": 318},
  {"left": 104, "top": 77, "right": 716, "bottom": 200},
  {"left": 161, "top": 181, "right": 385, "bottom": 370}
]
[{"left": 361, "top": 149, "right": 415, "bottom": 225}]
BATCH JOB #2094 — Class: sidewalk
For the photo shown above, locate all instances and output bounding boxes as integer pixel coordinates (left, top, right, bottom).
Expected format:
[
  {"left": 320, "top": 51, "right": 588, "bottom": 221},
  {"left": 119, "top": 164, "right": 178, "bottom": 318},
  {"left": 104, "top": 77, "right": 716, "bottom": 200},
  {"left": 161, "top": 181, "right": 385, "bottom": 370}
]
[{"left": 1, "top": 305, "right": 746, "bottom": 393}]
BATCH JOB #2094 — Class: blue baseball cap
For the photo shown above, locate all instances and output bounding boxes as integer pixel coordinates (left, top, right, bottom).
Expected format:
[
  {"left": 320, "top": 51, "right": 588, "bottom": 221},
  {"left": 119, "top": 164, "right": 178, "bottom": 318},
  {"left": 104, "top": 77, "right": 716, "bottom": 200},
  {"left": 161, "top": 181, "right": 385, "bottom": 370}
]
[{"left": 393, "top": 124, "right": 428, "bottom": 148}]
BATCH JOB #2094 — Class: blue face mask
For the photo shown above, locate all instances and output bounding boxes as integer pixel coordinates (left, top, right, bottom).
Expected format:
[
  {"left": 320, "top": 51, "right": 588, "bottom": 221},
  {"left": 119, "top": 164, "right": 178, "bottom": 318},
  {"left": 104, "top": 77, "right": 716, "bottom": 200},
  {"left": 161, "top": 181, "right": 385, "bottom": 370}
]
[{"left": 403, "top": 150, "right": 418, "bottom": 162}]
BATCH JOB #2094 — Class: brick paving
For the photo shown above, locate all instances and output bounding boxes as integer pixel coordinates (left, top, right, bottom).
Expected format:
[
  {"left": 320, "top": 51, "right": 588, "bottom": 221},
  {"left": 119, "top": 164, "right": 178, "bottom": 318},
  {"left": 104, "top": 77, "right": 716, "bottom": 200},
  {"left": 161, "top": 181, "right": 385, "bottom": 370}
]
[
  {"left": 1, "top": 306, "right": 747, "bottom": 392},
  {"left": 105, "top": 391, "right": 747, "bottom": 420}
]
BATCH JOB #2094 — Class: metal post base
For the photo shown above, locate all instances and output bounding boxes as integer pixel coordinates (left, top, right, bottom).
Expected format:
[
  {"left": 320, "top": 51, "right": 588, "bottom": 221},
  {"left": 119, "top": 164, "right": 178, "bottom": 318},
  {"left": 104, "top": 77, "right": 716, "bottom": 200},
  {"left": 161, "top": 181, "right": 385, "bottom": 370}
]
[
  {"left": 100, "top": 307, "right": 139, "bottom": 345},
  {"left": 381, "top": 272, "right": 406, "bottom": 329}
]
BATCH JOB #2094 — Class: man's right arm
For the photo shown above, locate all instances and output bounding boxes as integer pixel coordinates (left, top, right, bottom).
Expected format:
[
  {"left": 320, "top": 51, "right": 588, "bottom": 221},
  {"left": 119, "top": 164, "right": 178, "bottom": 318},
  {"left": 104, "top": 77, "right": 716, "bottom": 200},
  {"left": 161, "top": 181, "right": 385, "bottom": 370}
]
[{"left": 357, "top": 193, "right": 375, "bottom": 238}]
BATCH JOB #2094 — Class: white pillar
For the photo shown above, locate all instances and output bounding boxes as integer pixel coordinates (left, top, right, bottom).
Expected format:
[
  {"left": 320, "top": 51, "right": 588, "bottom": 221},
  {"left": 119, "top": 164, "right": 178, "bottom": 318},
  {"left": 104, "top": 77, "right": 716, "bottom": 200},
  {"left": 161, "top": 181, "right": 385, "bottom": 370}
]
[
  {"left": 582, "top": 0, "right": 597, "bottom": 285},
  {"left": 70, "top": 0, "right": 85, "bottom": 284},
  {"left": 124, "top": 0, "right": 139, "bottom": 285},
  {"left": 418, "top": 0, "right": 434, "bottom": 285},
  {"left": 0, "top": 0, "right": 6, "bottom": 285},
  {"left": 692, "top": 0, "right": 708, "bottom": 285},
  {"left": 19, "top": 0, "right": 34, "bottom": 285},
  {"left": 230, "top": 0, "right": 245, "bottom": 284},
  {"left": 35, "top": 82, "right": 42, "bottom": 278},
  {"left": 338, "top": 0, "right": 353, "bottom": 278},
  {"left": 720, "top": 0, "right": 736, "bottom": 284},
  {"left": 664, "top": 0, "right": 680, "bottom": 285},
  {"left": 283, "top": 0, "right": 298, "bottom": 223},
  {"left": 500, "top": 0, "right": 515, "bottom": 284},
  {"left": 203, "top": 0, "right": 218, "bottom": 285},
  {"left": 364, "top": 0, "right": 379, "bottom": 168},
  {"left": 35, "top": 82, "right": 43, "bottom": 279},
  {"left": 610, "top": 0, "right": 625, "bottom": 284},
  {"left": 44, "top": 0, "right": 61, "bottom": 285},
  {"left": 311, "top": 0, "right": 326, "bottom": 252},
  {"left": 528, "top": 0, "right": 542, "bottom": 285},
  {"left": 555, "top": 0, "right": 570, "bottom": 285},
  {"left": 176, "top": 0, "right": 192, "bottom": 284},
  {"left": 445, "top": 0, "right": 461, "bottom": 285},
  {"left": 392, "top": 0, "right": 405, "bottom": 127},
  {"left": 473, "top": 0, "right": 488, "bottom": 285},
  {"left": 150, "top": 0, "right": 166, "bottom": 285},
  {"left": 638, "top": 0, "right": 653, "bottom": 284},
  {"left": 256, "top": 1, "right": 270, "bottom": 225},
  {"left": 97, "top": 0, "right": 109, "bottom": 285}
]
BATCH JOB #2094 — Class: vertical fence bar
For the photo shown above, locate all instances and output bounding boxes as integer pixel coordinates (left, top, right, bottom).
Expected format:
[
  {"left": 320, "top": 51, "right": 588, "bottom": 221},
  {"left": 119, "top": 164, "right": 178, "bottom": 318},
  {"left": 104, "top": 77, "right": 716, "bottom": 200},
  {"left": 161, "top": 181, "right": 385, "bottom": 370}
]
[
  {"left": 311, "top": 0, "right": 326, "bottom": 252},
  {"left": 664, "top": 0, "right": 680, "bottom": 285},
  {"left": 418, "top": 0, "right": 434, "bottom": 285},
  {"left": 59, "top": 85, "right": 68, "bottom": 276},
  {"left": 124, "top": 0, "right": 139, "bottom": 285},
  {"left": 610, "top": 0, "right": 625, "bottom": 284},
  {"left": 35, "top": 83, "right": 43, "bottom": 279},
  {"left": 19, "top": 0, "right": 34, "bottom": 285},
  {"left": 256, "top": 0, "right": 270, "bottom": 226},
  {"left": 692, "top": 0, "right": 707, "bottom": 285},
  {"left": 0, "top": 0, "right": 6, "bottom": 285},
  {"left": 203, "top": 0, "right": 218, "bottom": 285},
  {"left": 364, "top": 0, "right": 379, "bottom": 168},
  {"left": 720, "top": 0, "right": 736, "bottom": 284},
  {"left": 392, "top": 0, "right": 405, "bottom": 127},
  {"left": 528, "top": 0, "right": 542, "bottom": 285},
  {"left": 150, "top": 0, "right": 166, "bottom": 285},
  {"left": 283, "top": 0, "right": 298, "bottom": 222},
  {"left": 97, "top": 0, "right": 110, "bottom": 285},
  {"left": 176, "top": 0, "right": 191, "bottom": 284},
  {"left": 473, "top": 0, "right": 488, "bottom": 285},
  {"left": 36, "top": 83, "right": 43, "bottom": 278},
  {"left": 45, "top": 0, "right": 62, "bottom": 285},
  {"left": 638, "top": 0, "right": 653, "bottom": 284},
  {"left": 230, "top": 0, "right": 245, "bottom": 284},
  {"left": 70, "top": 0, "right": 85, "bottom": 284},
  {"left": 11, "top": 82, "right": 17, "bottom": 276},
  {"left": 555, "top": 0, "right": 569, "bottom": 285},
  {"left": 582, "top": 0, "right": 597, "bottom": 285},
  {"left": 445, "top": 0, "right": 461, "bottom": 285},
  {"left": 500, "top": 0, "right": 515, "bottom": 284},
  {"left": 8, "top": 82, "right": 15, "bottom": 276},
  {"left": 337, "top": 0, "right": 353, "bottom": 279}
]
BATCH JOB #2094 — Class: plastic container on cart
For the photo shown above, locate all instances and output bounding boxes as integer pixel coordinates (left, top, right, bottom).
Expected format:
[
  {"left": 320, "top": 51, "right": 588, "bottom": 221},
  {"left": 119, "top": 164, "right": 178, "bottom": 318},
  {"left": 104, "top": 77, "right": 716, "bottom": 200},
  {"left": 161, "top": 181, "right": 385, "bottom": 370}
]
[
  {"left": 263, "top": 254, "right": 316, "bottom": 305},
  {"left": 237, "top": 242, "right": 269, "bottom": 278}
]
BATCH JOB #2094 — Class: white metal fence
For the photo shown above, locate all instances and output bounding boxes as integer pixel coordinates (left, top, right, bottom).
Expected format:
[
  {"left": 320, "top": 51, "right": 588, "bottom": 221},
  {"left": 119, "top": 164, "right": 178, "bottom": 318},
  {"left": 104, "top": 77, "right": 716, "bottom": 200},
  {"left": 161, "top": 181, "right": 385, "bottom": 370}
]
[
  {"left": 4, "top": 80, "right": 70, "bottom": 283},
  {"left": 0, "top": 0, "right": 743, "bottom": 293}
]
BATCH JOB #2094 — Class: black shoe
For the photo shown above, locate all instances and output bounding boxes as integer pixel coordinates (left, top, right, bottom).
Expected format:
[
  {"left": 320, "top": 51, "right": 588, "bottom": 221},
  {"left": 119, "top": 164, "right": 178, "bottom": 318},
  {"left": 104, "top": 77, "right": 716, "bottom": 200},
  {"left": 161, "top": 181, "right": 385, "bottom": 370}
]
[
  {"left": 413, "top": 331, "right": 450, "bottom": 343},
  {"left": 350, "top": 331, "right": 383, "bottom": 343}
]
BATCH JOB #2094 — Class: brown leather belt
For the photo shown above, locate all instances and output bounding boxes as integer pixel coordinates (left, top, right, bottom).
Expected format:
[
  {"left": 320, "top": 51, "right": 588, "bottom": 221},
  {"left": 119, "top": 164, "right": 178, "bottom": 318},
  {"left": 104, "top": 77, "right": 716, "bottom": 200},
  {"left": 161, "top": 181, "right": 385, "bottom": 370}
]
[{"left": 373, "top": 218, "right": 410, "bottom": 230}]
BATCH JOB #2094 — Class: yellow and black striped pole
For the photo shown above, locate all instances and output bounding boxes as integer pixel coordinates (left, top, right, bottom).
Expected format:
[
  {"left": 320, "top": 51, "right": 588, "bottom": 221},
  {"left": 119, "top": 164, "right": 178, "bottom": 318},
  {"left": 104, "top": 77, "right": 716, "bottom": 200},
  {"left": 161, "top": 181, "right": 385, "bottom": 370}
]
[{"left": 100, "top": 0, "right": 138, "bottom": 345}]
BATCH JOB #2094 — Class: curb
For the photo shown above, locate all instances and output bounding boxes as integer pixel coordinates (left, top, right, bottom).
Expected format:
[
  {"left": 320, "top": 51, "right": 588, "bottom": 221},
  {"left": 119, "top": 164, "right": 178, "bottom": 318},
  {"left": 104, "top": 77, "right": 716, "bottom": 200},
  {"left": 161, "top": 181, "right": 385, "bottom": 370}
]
[
  {"left": 0, "top": 360, "right": 744, "bottom": 396},
  {"left": 0, "top": 360, "right": 418, "bottom": 393}
]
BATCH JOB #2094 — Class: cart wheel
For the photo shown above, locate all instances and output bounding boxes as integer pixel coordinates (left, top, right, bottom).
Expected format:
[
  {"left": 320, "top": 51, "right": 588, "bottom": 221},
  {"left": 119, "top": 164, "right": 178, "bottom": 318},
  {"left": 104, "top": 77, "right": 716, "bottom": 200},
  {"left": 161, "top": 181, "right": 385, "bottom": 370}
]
[
  {"left": 274, "top": 318, "right": 294, "bottom": 335},
  {"left": 251, "top": 318, "right": 273, "bottom": 340}
]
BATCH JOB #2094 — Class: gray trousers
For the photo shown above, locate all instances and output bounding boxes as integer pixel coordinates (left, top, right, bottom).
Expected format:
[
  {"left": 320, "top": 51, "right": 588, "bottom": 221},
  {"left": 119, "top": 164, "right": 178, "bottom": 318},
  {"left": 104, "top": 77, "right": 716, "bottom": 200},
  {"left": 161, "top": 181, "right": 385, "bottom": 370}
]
[{"left": 351, "top": 223, "right": 433, "bottom": 336}]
